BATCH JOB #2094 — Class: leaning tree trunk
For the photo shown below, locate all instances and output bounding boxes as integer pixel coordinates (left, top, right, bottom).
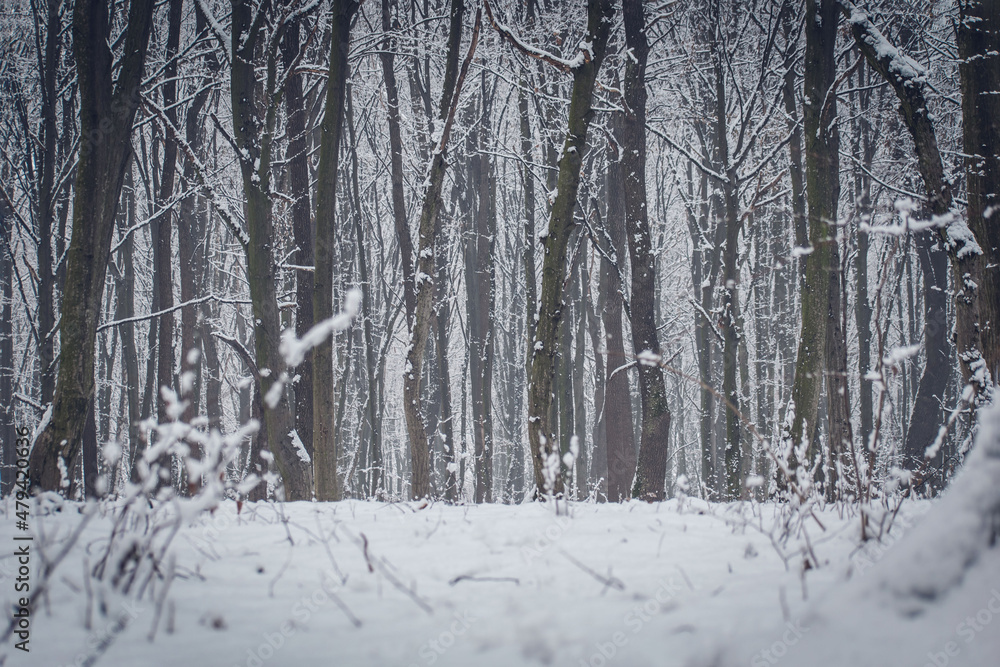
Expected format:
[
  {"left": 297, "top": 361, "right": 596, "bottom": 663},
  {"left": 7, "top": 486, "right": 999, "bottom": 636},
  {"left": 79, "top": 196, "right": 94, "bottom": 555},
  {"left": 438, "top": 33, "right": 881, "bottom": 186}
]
[
  {"left": 523, "top": 0, "right": 615, "bottom": 498},
  {"left": 842, "top": 1, "right": 986, "bottom": 400},
  {"left": 312, "top": 0, "right": 360, "bottom": 502},
  {"left": 623, "top": 0, "right": 671, "bottom": 501},
  {"left": 29, "top": 0, "right": 155, "bottom": 493},
  {"left": 785, "top": 0, "right": 839, "bottom": 478}
]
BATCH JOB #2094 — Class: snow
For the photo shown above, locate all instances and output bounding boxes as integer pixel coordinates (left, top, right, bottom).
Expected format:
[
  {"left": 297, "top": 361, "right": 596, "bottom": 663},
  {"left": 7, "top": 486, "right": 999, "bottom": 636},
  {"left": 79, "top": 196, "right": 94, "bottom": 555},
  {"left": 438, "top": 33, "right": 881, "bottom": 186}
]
[
  {"left": 693, "top": 398, "right": 1000, "bottom": 667},
  {"left": 288, "top": 429, "right": 311, "bottom": 464},
  {"left": 280, "top": 288, "right": 363, "bottom": 368},
  {"left": 847, "top": 3, "right": 928, "bottom": 83},
  {"left": 637, "top": 350, "right": 662, "bottom": 366},
  {"left": 4, "top": 495, "right": 898, "bottom": 666}
]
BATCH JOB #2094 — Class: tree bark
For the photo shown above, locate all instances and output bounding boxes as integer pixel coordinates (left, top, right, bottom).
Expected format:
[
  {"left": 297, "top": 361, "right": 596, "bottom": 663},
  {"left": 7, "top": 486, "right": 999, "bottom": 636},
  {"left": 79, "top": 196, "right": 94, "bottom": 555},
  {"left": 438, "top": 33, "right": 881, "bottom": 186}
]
[
  {"left": 403, "top": 0, "right": 478, "bottom": 500},
  {"left": 623, "top": 0, "right": 671, "bottom": 501},
  {"left": 380, "top": 0, "right": 416, "bottom": 325},
  {"left": 312, "top": 0, "right": 360, "bottom": 502},
  {"left": 283, "top": 13, "right": 314, "bottom": 458},
  {"left": 525, "top": 0, "right": 615, "bottom": 498},
  {"left": 230, "top": 0, "right": 311, "bottom": 500},
  {"left": 468, "top": 77, "right": 496, "bottom": 503},
  {"left": 957, "top": 0, "right": 1000, "bottom": 386},
  {"left": 30, "top": 0, "right": 155, "bottom": 493},
  {"left": 786, "top": 0, "right": 839, "bottom": 478}
]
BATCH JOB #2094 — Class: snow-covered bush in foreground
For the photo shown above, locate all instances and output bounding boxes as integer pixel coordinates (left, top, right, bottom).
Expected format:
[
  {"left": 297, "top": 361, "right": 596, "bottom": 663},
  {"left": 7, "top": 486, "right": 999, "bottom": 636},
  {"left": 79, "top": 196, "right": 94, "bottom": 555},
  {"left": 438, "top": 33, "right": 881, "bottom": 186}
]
[
  {"left": 0, "top": 383, "right": 260, "bottom": 658},
  {"left": 696, "top": 398, "right": 1000, "bottom": 666}
]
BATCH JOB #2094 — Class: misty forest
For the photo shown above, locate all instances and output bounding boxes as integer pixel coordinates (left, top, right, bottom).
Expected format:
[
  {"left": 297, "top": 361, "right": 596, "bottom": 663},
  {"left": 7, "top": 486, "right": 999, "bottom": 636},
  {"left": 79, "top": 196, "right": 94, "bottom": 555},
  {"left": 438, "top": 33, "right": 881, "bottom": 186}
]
[{"left": 0, "top": 0, "right": 999, "bottom": 665}]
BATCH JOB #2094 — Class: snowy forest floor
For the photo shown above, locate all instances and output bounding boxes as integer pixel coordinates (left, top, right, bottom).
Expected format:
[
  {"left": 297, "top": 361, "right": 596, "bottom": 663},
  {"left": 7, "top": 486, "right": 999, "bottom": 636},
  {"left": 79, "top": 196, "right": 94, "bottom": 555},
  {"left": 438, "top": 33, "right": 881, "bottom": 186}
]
[{"left": 4, "top": 492, "right": 997, "bottom": 667}]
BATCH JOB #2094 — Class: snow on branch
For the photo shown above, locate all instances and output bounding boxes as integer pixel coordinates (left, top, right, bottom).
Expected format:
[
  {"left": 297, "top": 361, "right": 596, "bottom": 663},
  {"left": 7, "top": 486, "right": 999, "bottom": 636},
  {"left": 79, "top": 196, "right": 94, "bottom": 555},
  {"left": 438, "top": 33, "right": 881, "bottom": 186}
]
[
  {"left": 483, "top": 0, "right": 593, "bottom": 73},
  {"left": 841, "top": 1, "right": 927, "bottom": 83},
  {"left": 194, "top": 0, "right": 232, "bottom": 57},
  {"left": 139, "top": 95, "right": 250, "bottom": 246}
]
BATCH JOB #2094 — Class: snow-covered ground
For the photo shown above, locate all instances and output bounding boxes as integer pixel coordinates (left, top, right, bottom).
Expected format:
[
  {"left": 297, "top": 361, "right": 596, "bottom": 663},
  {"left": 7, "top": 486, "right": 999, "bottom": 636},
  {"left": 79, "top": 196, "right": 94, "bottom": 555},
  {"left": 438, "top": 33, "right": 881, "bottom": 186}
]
[{"left": 3, "top": 494, "right": 964, "bottom": 667}]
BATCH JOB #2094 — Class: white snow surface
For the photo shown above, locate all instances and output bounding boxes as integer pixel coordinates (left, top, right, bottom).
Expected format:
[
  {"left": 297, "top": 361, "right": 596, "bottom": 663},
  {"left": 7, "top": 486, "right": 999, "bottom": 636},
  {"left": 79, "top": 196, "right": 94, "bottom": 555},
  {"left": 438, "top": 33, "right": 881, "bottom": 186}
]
[
  {"left": 7, "top": 397, "right": 1000, "bottom": 667},
  {"left": 0, "top": 498, "right": 875, "bottom": 667},
  {"left": 694, "top": 398, "right": 1000, "bottom": 667}
]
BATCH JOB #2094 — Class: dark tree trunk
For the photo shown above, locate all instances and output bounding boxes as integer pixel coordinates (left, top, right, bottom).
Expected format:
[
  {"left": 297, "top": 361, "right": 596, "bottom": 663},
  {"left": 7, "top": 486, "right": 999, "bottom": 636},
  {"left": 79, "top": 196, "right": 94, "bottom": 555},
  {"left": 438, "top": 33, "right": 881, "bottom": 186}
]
[
  {"left": 30, "top": 0, "right": 155, "bottom": 493},
  {"left": 786, "top": 0, "right": 839, "bottom": 476},
  {"left": 622, "top": 0, "right": 670, "bottom": 501},
  {"left": 346, "top": 82, "right": 384, "bottom": 498},
  {"left": 468, "top": 75, "right": 496, "bottom": 503},
  {"left": 853, "top": 59, "right": 875, "bottom": 454},
  {"left": 282, "top": 14, "right": 314, "bottom": 457},
  {"left": 780, "top": 0, "right": 807, "bottom": 283},
  {"left": 525, "top": 0, "right": 614, "bottom": 498},
  {"left": 957, "top": 0, "right": 1000, "bottom": 385},
  {"left": 312, "top": 0, "right": 360, "bottom": 501},
  {"left": 902, "top": 234, "right": 951, "bottom": 479},
  {"left": 402, "top": 0, "right": 478, "bottom": 500},
  {"left": 380, "top": 0, "right": 416, "bottom": 325},
  {"left": 230, "top": 0, "right": 311, "bottom": 500},
  {"left": 36, "top": 0, "right": 61, "bottom": 409},
  {"left": 709, "top": 28, "right": 743, "bottom": 500}
]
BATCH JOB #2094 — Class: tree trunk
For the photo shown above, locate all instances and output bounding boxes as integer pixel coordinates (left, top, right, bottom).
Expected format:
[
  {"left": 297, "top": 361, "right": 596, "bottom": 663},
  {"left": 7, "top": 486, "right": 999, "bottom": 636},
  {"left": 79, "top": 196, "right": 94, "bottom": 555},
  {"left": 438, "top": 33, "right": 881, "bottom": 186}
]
[
  {"left": 380, "top": 0, "right": 416, "bottom": 325},
  {"left": 30, "top": 0, "right": 155, "bottom": 493},
  {"left": 230, "top": 0, "right": 311, "bottom": 500},
  {"left": 36, "top": 0, "right": 61, "bottom": 409},
  {"left": 312, "top": 0, "right": 359, "bottom": 502},
  {"left": 902, "top": 234, "right": 951, "bottom": 480},
  {"left": 786, "top": 0, "right": 838, "bottom": 478},
  {"left": 622, "top": 0, "right": 670, "bottom": 501},
  {"left": 403, "top": 0, "right": 478, "bottom": 500},
  {"left": 957, "top": 0, "right": 1000, "bottom": 386},
  {"left": 525, "top": 0, "right": 615, "bottom": 498},
  {"left": 282, "top": 14, "right": 315, "bottom": 458}
]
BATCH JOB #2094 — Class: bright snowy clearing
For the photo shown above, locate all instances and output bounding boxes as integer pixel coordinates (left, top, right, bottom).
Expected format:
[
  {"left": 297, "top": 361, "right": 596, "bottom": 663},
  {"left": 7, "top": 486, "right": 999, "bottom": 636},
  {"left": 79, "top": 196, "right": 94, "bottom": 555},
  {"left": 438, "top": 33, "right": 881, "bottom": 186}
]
[{"left": 4, "top": 463, "right": 999, "bottom": 667}]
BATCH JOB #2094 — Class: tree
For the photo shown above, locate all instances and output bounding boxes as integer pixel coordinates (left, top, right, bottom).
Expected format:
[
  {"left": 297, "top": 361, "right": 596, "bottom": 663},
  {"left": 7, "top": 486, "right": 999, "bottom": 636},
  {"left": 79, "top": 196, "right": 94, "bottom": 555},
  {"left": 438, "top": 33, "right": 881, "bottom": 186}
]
[
  {"left": 494, "top": 0, "right": 616, "bottom": 497},
  {"left": 785, "top": 0, "right": 839, "bottom": 481},
  {"left": 621, "top": 0, "right": 671, "bottom": 501},
  {"left": 228, "top": 0, "right": 313, "bottom": 500},
  {"left": 402, "top": 0, "right": 480, "bottom": 500},
  {"left": 603, "top": 132, "right": 638, "bottom": 501},
  {"left": 957, "top": 0, "right": 1000, "bottom": 386},
  {"left": 29, "top": 0, "right": 155, "bottom": 492},
  {"left": 312, "top": 0, "right": 360, "bottom": 501}
]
